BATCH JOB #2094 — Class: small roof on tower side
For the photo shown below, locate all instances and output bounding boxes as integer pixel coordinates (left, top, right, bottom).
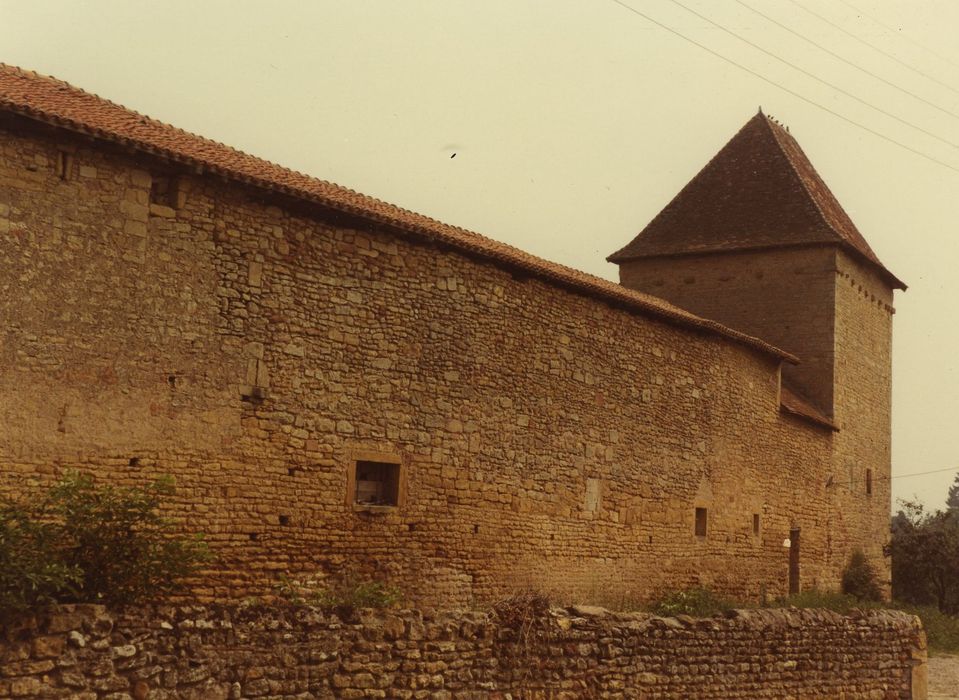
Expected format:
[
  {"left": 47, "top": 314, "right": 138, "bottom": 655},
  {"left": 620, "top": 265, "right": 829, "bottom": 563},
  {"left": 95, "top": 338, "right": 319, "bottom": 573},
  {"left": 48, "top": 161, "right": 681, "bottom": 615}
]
[{"left": 607, "top": 112, "right": 905, "bottom": 290}]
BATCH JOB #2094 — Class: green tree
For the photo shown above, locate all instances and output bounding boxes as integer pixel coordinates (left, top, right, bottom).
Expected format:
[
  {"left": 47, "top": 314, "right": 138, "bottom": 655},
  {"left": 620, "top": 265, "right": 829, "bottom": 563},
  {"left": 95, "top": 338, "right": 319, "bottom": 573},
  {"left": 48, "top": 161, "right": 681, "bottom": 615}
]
[
  {"left": 947, "top": 472, "right": 959, "bottom": 512},
  {"left": 890, "top": 500, "right": 959, "bottom": 614}
]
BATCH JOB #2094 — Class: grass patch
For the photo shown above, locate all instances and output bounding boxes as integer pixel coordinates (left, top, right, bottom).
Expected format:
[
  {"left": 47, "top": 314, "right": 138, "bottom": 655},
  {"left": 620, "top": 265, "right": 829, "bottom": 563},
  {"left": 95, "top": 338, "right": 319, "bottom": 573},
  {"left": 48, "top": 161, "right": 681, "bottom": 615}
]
[
  {"left": 650, "top": 587, "right": 734, "bottom": 617},
  {"left": 644, "top": 587, "right": 959, "bottom": 654},
  {"left": 897, "top": 605, "right": 959, "bottom": 655},
  {"left": 779, "top": 591, "right": 959, "bottom": 655}
]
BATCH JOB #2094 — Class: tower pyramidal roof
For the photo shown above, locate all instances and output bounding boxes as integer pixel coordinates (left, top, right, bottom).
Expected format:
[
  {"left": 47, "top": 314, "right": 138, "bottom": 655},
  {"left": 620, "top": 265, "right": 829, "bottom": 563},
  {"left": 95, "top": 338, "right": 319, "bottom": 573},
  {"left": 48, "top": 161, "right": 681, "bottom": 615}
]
[{"left": 608, "top": 111, "right": 905, "bottom": 290}]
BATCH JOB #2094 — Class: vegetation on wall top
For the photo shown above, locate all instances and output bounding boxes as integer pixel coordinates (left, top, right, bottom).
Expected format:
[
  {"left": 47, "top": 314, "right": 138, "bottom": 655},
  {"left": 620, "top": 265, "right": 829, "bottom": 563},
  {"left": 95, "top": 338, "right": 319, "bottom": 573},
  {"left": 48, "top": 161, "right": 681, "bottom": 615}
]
[{"left": 0, "top": 473, "right": 210, "bottom": 615}]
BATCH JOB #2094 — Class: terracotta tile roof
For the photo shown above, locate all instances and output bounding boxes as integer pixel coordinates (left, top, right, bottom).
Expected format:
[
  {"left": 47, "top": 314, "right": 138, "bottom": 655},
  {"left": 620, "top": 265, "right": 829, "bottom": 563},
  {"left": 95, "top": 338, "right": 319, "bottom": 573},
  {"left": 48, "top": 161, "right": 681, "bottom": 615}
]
[
  {"left": 608, "top": 111, "right": 905, "bottom": 290},
  {"left": 780, "top": 383, "right": 838, "bottom": 431},
  {"left": 0, "top": 64, "right": 798, "bottom": 363}
]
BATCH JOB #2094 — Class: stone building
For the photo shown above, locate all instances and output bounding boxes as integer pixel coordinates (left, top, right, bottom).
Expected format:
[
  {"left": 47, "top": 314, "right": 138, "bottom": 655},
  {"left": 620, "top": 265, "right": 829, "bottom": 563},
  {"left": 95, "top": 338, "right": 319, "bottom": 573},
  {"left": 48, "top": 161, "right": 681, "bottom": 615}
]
[{"left": 0, "top": 65, "right": 903, "bottom": 606}]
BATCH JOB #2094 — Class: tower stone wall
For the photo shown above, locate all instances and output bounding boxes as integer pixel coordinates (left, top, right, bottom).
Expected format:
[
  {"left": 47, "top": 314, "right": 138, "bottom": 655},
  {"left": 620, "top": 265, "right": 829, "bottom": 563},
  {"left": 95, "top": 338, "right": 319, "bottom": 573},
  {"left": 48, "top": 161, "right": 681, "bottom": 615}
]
[{"left": 618, "top": 246, "right": 838, "bottom": 414}]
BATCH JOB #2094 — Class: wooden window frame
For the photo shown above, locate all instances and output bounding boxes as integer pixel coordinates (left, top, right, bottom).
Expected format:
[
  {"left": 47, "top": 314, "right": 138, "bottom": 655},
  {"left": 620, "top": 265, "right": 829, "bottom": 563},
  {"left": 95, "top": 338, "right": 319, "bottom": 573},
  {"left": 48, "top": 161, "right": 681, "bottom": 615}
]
[{"left": 345, "top": 449, "right": 407, "bottom": 513}]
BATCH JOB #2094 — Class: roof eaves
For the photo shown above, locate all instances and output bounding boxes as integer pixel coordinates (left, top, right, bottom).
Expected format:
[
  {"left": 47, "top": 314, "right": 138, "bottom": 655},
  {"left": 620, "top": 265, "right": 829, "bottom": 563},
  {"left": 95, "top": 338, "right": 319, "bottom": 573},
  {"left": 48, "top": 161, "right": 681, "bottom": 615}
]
[{"left": 0, "top": 76, "right": 798, "bottom": 365}]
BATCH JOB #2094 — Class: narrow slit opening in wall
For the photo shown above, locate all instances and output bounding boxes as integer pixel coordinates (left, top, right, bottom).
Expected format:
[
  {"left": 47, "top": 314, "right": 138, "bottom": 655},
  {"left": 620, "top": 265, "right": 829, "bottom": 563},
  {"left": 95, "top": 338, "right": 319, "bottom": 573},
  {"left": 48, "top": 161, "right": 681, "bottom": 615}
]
[
  {"left": 695, "top": 507, "right": 708, "bottom": 537},
  {"left": 354, "top": 460, "right": 400, "bottom": 506},
  {"left": 866, "top": 469, "right": 873, "bottom": 496},
  {"left": 56, "top": 151, "right": 72, "bottom": 180},
  {"left": 753, "top": 514, "right": 760, "bottom": 535}
]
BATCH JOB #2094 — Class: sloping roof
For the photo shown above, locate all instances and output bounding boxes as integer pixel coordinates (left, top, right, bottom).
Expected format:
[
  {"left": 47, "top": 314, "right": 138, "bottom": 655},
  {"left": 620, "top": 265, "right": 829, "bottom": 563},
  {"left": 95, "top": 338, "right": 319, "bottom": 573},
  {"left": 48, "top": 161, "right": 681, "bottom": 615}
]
[
  {"left": 780, "top": 383, "right": 838, "bottom": 432},
  {"left": 0, "top": 64, "right": 798, "bottom": 363},
  {"left": 608, "top": 111, "right": 905, "bottom": 290}
]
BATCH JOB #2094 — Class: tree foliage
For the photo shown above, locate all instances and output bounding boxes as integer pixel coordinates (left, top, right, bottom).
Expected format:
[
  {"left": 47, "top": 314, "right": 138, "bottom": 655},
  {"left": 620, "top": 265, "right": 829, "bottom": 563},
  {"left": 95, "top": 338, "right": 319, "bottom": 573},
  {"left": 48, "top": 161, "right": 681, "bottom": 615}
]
[
  {"left": 890, "top": 499, "right": 959, "bottom": 614},
  {"left": 0, "top": 473, "right": 210, "bottom": 615},
  {"left": 947, "top": 472, "right": 959, "bottom": 513}
]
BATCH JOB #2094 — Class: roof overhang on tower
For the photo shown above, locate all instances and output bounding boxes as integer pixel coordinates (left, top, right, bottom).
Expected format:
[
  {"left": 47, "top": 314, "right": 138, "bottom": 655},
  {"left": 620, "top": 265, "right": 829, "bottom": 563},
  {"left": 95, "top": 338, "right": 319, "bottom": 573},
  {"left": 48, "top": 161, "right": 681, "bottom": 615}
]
[{"left": 608, "top": 111, "right": 906, "bottom": 291}]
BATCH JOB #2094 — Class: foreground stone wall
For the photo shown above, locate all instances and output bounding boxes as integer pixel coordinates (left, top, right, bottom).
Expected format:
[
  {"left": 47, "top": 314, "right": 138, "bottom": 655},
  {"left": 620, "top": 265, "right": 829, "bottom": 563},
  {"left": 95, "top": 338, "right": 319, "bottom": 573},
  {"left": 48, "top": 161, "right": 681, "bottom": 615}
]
[
  {"left": 0, "top": 116, "right": 857, "bottom": 607},
  {"left": 0, "top": 604, "right": 927, "bottom": 699}
]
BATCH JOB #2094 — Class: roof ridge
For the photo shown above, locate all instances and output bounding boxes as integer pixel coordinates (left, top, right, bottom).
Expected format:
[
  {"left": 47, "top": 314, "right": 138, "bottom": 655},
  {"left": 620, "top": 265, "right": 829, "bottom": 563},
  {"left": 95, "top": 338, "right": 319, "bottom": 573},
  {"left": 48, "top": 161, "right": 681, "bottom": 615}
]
[
  {"left": 0, "top": 63, "right": 799, "bottom": 363},
  {"left": 758, "top": 116, "right": 843, "bottom": 248}
]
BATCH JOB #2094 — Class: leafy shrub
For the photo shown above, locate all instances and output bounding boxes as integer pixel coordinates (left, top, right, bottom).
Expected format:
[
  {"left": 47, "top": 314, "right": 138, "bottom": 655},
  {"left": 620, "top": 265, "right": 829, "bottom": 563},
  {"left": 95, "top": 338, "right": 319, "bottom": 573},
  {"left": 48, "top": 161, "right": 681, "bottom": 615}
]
[
  {"left": 650, "top": 587, "right": 733, "bottom": 617},
  {"left": 841, "top": 549, "right": 883, "bottom": 602},
  {"left": 0, "top": 499, "right": 80, "bottom": 613},
  {"left": 0, "top": 473, "right": 210, "bottom": 614}
]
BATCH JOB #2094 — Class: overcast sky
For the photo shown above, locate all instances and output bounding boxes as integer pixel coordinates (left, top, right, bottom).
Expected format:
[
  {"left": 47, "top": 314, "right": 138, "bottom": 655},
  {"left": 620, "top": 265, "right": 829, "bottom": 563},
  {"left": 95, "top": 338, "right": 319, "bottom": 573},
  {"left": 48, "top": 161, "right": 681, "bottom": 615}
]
[{"left": 2, "top": 0, "right": 957, "bottom": 510}]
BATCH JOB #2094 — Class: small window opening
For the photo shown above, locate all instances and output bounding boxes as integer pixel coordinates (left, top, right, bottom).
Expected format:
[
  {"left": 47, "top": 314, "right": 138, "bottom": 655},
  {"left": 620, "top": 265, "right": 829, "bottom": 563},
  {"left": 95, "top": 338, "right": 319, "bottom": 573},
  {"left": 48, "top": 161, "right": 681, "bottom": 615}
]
[
  {"left": 168, "top": 375, "right": 177, "bottom": 389},
  {"left": 128, "top": 457, "right": 140, "bottom": 468},
  {"left": 753, "top": 514, "right": 760, "bottom": 535},
  {"left": 278, "top": 515, "right": 290, "bottom": 526},
  {"left": 354, "top": 460, "right": 400, "bottom": 506},
  {"left": 150, "top": 174, "right": 177, "bottom": 207},
  {"left": 695, "top": 507, "right": 708, "bottom": 537},
  {"left": 287, "top": 467, "right": 297, "bottom": 477},
  {"left": 866, "top": 469, "right": 873, "bottom": 496},
  {"left": 472, "top": 524, "right": 480, "bottom": 534},
  {"left": 56, "top": 151, "right": 72, "bottom": 180},
  {"left": 249, "top": 533, "right": 259, "bottom": 541}
]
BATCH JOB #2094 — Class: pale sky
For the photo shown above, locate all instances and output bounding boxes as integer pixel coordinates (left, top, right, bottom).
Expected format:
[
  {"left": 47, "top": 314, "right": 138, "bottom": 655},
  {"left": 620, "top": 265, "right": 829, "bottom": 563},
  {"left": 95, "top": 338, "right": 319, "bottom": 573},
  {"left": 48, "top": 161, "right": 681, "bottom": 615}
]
[{"left": 2, "top": 0, "right": 957, "bottom": 511}]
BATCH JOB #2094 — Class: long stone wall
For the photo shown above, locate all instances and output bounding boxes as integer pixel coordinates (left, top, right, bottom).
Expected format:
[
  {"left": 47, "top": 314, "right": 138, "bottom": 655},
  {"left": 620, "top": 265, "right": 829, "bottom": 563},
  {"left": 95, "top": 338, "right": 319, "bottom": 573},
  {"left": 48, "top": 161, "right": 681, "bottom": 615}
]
[
  {"left": 0, "top": 604, "right": 927, "bottom": 699},
  {"left": 0, "top": 116, "right": 856, "bottom": 608}
]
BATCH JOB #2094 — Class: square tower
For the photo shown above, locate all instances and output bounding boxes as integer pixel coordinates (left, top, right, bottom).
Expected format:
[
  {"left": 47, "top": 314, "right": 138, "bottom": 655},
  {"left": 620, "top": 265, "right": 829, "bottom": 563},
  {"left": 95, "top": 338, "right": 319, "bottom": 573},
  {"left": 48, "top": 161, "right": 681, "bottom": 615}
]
[{"left": 609, "top": 111, "right": 904, "bottom": 589}]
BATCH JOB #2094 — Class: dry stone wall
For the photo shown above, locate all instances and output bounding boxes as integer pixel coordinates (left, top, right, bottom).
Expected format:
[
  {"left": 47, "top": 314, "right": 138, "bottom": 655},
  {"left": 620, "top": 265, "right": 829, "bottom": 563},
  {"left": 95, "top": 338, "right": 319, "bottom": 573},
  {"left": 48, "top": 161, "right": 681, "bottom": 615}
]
[
  {"left": 0, "top": 604, "right": 928, "bottom": 699},
  {"left": 0, "top": 117, "right": 872, "bottom": 607}
]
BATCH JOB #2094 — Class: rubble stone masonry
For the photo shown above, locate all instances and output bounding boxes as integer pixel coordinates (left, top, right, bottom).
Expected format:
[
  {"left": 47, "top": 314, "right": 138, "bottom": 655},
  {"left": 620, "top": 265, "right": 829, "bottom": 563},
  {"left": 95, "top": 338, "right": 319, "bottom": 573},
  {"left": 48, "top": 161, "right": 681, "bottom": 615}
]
[
  {"left": 0, "top": 115, "right": 883, "bottom": 606},
  {"left": 0, "top": 604, "right": 928, "bottom": 699}
]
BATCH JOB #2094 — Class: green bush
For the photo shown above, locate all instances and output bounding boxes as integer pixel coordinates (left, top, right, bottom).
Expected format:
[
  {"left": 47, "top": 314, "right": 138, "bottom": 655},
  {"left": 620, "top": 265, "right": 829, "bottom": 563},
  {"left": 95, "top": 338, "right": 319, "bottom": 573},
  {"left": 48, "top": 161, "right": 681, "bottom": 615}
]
[
  {"left": 0, "top": 499, "right": 80, "bottom": 613},
  {"left": 841, "top": 549, "right": 883, "bottom": 602},
  {"left": 650, "top": 587, "right": 733, "bottom": 617},
  {"left": 0, "top": 473, "right": 210, "bottom": 614}
]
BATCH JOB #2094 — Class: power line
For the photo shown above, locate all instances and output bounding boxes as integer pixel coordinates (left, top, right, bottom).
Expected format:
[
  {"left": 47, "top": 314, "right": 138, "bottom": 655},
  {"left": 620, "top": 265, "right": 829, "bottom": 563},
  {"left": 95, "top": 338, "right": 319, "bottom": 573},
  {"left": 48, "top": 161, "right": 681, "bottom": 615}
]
[
  {"left": 890, "top": 466, "right": 959, "bottom": 480},
  {"left": 663, "top": 0, "right": 959, "bottom": 150},
  {"left": 607, "top": 0, "right": 959, "bottom": 174},
  {"left": 836, "top": 0, "right": 959, "bottom": 73},
  {"left": 786, "top": 0, "right": 959, "bottom": 97},
  {"left": 733, "top": 0, "right": 959, "bottom": 123}
]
